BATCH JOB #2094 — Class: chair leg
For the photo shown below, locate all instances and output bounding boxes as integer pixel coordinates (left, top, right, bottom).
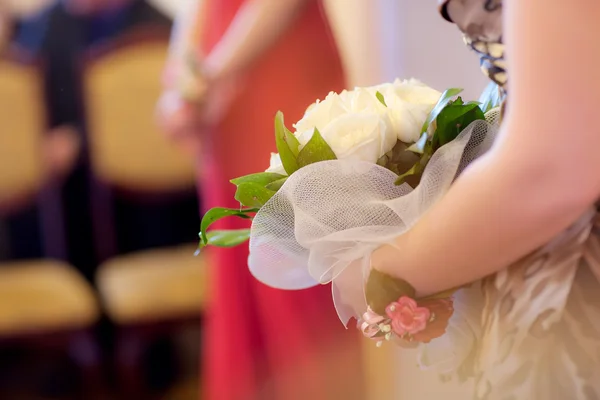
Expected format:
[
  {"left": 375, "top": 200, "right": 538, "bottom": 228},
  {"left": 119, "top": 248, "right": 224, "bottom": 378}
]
[
  {"left": 116, "top": 329, "right": 149, "bottom": 399},
  {"left": 67, "top": 330, "right": 107, "bottom": 400}
]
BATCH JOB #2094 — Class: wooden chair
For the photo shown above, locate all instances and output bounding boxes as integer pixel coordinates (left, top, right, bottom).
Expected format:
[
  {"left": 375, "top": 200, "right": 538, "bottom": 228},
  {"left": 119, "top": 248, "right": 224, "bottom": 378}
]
[
  {"left": 82, "top": 28, "right": 208, "bottom": 398},
  {"left": 0, "top": 52, "right": 103, "bottom": 397}
]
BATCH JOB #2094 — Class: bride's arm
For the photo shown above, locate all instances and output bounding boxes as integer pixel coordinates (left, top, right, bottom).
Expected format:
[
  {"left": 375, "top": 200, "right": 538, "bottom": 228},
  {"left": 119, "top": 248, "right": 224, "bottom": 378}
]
[{"left": 373, "top": 0, "right": 600, "bottom": 297}]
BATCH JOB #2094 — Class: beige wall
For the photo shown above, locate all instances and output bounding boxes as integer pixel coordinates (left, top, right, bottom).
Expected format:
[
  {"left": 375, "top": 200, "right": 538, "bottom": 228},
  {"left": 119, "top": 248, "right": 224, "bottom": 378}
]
[{"left": 324, "top": 0, "right": 487, "bottom": 97}]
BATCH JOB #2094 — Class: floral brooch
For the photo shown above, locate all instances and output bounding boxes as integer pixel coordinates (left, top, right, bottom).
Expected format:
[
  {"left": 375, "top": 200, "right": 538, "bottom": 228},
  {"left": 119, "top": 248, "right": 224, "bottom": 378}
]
[
  {"left": 360, "top": 296, "right": 454, "bottom": 346},
  {"left": 362, "top": 269, "right": 455, "bottom": 347}
]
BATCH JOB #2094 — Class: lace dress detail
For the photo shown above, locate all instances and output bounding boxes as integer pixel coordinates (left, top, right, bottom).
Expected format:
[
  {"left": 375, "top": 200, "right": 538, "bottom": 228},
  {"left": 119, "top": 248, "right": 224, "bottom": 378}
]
[{"left": 438, "top": 1, "right": 600, "bottom": 399}]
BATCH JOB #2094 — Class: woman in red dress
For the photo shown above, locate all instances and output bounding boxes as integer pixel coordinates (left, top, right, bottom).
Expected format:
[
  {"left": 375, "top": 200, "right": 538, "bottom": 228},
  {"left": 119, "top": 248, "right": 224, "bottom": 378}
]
[{"left": 157, "top": 1, "right": 364, "bottom": 399}]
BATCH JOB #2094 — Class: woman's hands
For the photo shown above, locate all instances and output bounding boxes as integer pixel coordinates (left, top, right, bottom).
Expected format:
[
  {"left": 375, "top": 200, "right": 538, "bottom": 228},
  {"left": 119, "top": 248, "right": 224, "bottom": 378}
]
[
  {"left": 156, "top": 89, "right": 204, "bottom": 156},
  {"left": 157, "top": 0, "right": 311, "bottom": 156},
  {"left": 156, "top": 53, "right": 239, "bottom": 157}
]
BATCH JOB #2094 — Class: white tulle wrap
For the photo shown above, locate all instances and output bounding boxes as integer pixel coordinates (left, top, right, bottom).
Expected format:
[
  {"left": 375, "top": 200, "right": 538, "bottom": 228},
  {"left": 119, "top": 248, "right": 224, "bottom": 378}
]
[{"left": 248, "top": 109, "right": 501, "bottom": 375}]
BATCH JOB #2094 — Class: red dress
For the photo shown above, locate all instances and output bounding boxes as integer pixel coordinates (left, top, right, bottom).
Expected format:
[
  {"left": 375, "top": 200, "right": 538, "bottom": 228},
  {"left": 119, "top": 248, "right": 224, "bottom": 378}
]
[{"left": 199, "top": 1, "right": 364, "bottom": 399}]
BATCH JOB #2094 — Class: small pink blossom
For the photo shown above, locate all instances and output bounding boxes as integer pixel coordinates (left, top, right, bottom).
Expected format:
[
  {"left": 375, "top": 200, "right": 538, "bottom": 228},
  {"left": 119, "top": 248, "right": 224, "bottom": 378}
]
[
  {"left": 359, "top": 297, "right": 455, "bottom": 345},
  {"left": 385, "top": 296, "right": 431, "bottom": 336}
]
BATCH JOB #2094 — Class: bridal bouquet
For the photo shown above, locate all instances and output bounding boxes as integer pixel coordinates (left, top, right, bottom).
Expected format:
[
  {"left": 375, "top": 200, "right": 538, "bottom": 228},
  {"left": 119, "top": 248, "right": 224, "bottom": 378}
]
[{"left": 199, "top": 78, "right": 500, "bottom": 375}]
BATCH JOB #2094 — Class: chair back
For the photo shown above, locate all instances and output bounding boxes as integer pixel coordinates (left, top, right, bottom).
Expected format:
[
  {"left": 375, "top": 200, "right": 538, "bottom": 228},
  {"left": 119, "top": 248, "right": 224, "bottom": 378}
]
[
  {"left": 0, "top": 54, "right": 45, "bottom": 208},
  {"left": 82, "top": 28, "right": 196, "bottom": 194}
]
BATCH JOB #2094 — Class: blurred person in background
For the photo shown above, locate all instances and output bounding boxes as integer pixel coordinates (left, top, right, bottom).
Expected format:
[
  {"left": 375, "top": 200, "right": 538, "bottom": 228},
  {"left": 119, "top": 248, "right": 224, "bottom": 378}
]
[
  {"left": 0, "top": 0, "right": 85, "bottom": 261},
  {"left": 1, "top": 0, "right": 196, "bottom": 395},
  {"left": 157, "top": 0, "right": 364, "bottom": 399},
  {"left": 9, "top": 0, "right": 176, "bottom": 273}
]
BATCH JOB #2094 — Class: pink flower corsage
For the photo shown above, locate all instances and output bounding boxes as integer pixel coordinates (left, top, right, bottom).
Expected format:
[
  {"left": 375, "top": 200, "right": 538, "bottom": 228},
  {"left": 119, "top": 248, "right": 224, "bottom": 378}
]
[{"left": 360, "top": 296, "right": 454, "bottom": 347}]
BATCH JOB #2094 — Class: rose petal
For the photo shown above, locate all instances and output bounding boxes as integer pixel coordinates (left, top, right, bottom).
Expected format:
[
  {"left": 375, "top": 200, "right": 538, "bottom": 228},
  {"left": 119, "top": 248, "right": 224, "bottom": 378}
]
[
  {"left": 397, "top": 296, "right": 419, "bottom": 310},
  {"left": 385, "top": 296, "right": 418, "bottom": 319},
  {"left": 390, "top": 318, "right": 408, "bottom": 337}
]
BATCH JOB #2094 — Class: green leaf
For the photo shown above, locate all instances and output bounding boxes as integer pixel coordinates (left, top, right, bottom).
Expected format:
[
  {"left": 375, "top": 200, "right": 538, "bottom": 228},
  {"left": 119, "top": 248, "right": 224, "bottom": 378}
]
[
  {"left": 395, "top": 163, "right": 419, "bottom": 185},
  {"left": 234, "top": 182, "right": 276, "bottom": 208},
  {"left": 376, "top": 91, "right": 387, "bottom": 107},
  {"left": 393, "top": 153, "right": 431, "bottom": 187},
  {"left": 406, "top": 132, "right": 428, "bottom": 154},
  {"left": 434, "top": 98, "right": 485, "bottom": 148},
  {"left": 421, "top": 88, "right": 463, "bottom": 134},
  {"left": 265, "top": 177, "right": 287, "bottom": 191},
  {"left": 274, "top": 111, "right": 301, "bottom": 175},
  {"left": 393, "top": 94, "right": 484, "bottom": 187},
  {"left": 204, "top": 229, "right": 251, "bottom": 248},
  {"left": 365, "top": 269, "right": 416, "bottom": 315},
  {"left": 199, "top": 207, "right": 258, "bottom": 247},
  {"left": 296, "top": 128, "right": 337, "bottom": 168},
  {"left": 230, "top": 172, "right": 286, "bottom": 187},
  {"left": 230, "top": 173, "right": 286, "bottom": 207},
  {"left": 421, "top": 287, "right": 461, "bottom": 301},
  {"left": 376, "top": 153, "right": 391, "bottom": 168},
  {"left": 380, "top": 141, "right": 421, "bottom": 182}
]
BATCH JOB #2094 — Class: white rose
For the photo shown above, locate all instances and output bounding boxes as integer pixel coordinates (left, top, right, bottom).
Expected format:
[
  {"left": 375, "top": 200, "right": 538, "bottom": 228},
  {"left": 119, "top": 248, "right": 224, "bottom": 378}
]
[
  {"left": 339, "top": 87, "right": 387, "bottom": 114},
  {"left": 287, "top": 80, "right": 441, "bottom": 166},
  {"left": 374, "top": 79, "right": 442, "bottom": 143},
  {"left": 320, "top": 112, "right": 396, "bottom": 163},
  {"left": 385, "top": 97, "right": 434, "bottom": 143},
  {"left": 293, "top": 91, "right": 348, "bottom": 134},
  {"left": 368, "top": 82, "right": 395, "bottom": 96},
  {"left": 389, "top": 78, "right": 442, "bottom": 105},
  {"left": 265, "top": 152, "right": 287, "bottom": 175}
]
